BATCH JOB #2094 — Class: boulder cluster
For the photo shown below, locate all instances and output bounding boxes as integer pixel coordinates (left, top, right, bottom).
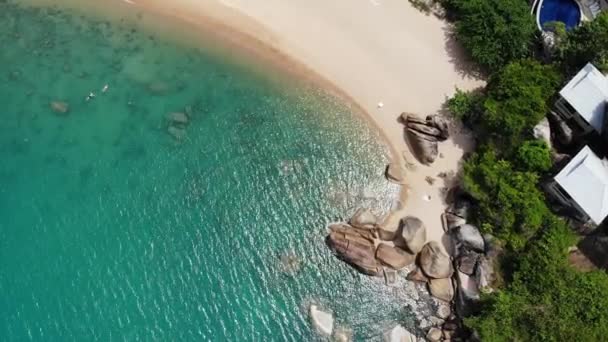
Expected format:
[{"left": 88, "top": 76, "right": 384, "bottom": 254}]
[
  {"left": 442, "top": 197, "right": 502, "bottom": 319},
  {"left": 400, "top": 113, "right": 450, "bottom": 165}
]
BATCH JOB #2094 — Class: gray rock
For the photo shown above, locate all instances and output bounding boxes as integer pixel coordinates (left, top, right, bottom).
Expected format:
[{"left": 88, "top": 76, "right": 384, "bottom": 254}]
[
  {"left": 436, "top": 304, "right": 451, "bottom": 320},
  {"left": 407, "top": 121, "right": 443, "bottom": 138},
  {"left": 419, "top": 241, "right": 453, "bottom": 279},
  {"left": 441, "top": 212, "right": 466, "bottom": 232},
  {"left": 310, "top": 305, "right": 333, "bottom": 335},
  {"left": 452, "top": 224, "right": 485, "bottom": 253},
  {"left": 385, "top": 163, "right": 406, "bottom": 184},
  {"left": 426, "top": 115, "right": 450, "bottom": 141},
  {"left": 476, "top": 256, "right": 495, "bottom": 292},
  {"left": 349, "top": 208, "right": 377, "bottom": 229},
  {"left": 428, "top": 277, "right": 454, "bottom": 302},
  {"left": 376, "top": 243, "right": 415, "bottom": 270},
  {"left": 384, "top": 325, "right": 418, "bottom": 342},
  {"left": 426, "top": 327, "right": 443, "bottom": 342},
  {"left": 548, "top": 111, "right": 574, "bottom": 146},
  {"left": 457, "top": 251, "right": 480, "bottom": 275},
  {"left": 397, "top": 216, "right": 427, "bottom": 254}
]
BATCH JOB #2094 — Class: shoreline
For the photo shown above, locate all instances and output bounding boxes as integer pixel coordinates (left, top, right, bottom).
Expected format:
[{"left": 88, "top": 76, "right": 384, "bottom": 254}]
[{"left": 22, "top": 0, "right": 482, "bottom": 244}]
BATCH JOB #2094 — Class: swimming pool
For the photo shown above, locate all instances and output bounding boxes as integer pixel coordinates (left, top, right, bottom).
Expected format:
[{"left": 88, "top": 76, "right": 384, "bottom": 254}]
[{"left": 537, "top": 0, "right": 582, "bottom": 31}]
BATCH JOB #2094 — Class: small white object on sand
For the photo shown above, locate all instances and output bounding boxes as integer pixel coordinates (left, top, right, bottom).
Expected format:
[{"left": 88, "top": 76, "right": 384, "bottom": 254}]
[
  {"left": 423, "top": 194, "right": 431, "bottom": 202},
  {"left": 377, "top": 101, "right": 384, "bottom": 108},
  {"left": 309, "top": 304, "right": 334, "bottom": 335}
]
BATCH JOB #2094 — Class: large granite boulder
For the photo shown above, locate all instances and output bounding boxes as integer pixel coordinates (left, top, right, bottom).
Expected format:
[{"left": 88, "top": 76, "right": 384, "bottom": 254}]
[
  {"left": 376, "top": 243, "right": 415, "bottom": 270},
  {"left": 426, "top": 115, "right": 450, "bottom": 141},
  {"left": 457, "top": 250, "right": 480, "bottom": 275},
  {"left": 349, "top": 208, "right": 378, "bottom": 229},
  {"left": 326, "top": 226, "right": 382, "bottom": 276},
  {"left": 441, "top": 212, "right": 466, "bottom": 232},
  {"left": 384, "top": 325, "right": 417, "bottom": 342},
  {"left": 548, "top": 111, "right": 574, "bottom": 146},
  {"left": 406, "top": 266, "right": 429, "bottom": 283},
  {"left": 455, "top": 271, "right": 480, "bottom": 317},
  {"left": 407, "top": 129, "right": 439, "bottom": 165},
  {"left": 428, "top": 277, "right": 454, "bottom": 302},
  {"left": 310, "top": 305, "right": 334, "bottom": 335},
  {"left": 452, "top": 224, "right": 485, "bottom": 253},
  {"left": 419, "top": 241, "right": 453, "bottom": 279},
  {"left": 426, "top": 328, "right": 443, "bottom": 342},
  {"left": 396, "top": 216, "right": 427, "bottom": 254}
]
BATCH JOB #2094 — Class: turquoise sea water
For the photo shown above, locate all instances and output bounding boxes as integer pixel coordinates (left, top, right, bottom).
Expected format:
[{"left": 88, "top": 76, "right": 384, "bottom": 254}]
[{"left": 0, "top": 2, "right": 431, "bottom": 340}]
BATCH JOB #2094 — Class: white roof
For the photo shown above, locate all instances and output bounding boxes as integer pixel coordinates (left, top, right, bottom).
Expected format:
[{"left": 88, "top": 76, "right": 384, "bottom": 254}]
[
  {"left": 555, "top": 146, "right": 608, "bottom": 224},
  {"left": 559, "top": 63, "right": 608, "bottom": 133}
]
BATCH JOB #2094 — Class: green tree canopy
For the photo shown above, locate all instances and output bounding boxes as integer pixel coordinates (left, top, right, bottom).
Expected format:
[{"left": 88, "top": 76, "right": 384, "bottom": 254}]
[
  {"left": 558, "top": 11, "right": 608, "bottom": 74},
  {"left": 480, "top": 60, "right": 561, "bottom": 151},
  {"left": 514, "top": 140, "right": 552, "bottom": 173},
  {"left": 445, "top": 0, "right": 537, "bottom": 70},
  {"left": 463, "top": 149, "right": 549, "bottom": 249}
]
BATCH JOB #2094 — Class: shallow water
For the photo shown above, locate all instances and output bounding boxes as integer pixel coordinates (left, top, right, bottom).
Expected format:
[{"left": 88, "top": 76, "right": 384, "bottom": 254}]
[{"left": 0, "top": 2, "right": 434, "bottom": 340}]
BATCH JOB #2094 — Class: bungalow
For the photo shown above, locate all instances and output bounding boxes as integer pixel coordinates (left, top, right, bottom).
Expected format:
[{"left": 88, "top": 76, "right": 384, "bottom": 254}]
[
  {"left": 554, "top": 63, "right": 608, "bottom": 135},
  {"left": 547, "top": 146, "right": 608, "bottom": 225}
]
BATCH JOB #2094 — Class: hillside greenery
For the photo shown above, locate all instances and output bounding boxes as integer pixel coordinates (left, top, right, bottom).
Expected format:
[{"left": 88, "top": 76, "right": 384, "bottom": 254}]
[{"left": 444, "top": 3, "right": 608, "bottom": 341}]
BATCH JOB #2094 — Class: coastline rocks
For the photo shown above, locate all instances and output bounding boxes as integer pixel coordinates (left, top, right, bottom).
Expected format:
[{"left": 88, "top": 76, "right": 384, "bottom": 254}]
[
  {"left": 428, "top": 277, "right": 454, "bottom": 302},
  {"left": 396, "top": 216, "right": 427, "bottom": 254},
  {"left": 349, "top": 208, "right": 378, "bottom": 229},
  {"left": 385, "top": 163, "right": 406, "bottom": 184},
  {"left": 309, "top": 305, "right": 334, "bottom": 335},
  {"left": 426, "top": 327, "right": 443, "bottom": 342},
  {"left": 402, "top": 114, "right": 450, "bottom": 165},
  {"left": 475, "top": 256, "right": 495, "bottom": 292},
  {"left": 50, "top": 101, "right": 69, "bottom": 114},
  {"left": 406, "top": 266, "right": 429, "bottom": 283},
  {"left": 548, "top": 111, "right": 574, "bottom": 146},
  {"left": 441, "top": 212, "right": 466, "bottom": 232},
  {"left": 376, "top": 243, "right": 415, "bottom": 270},
  {"left": 452, "top": 224, "right": 485, "bottom": 253},
  {"left": 419, "top": 241, "right": 453, "bottom": 279},
  {"left": 326, "top": 226, "right": 382, "bottom": 276},
  {"left": 457, "top": 250, "right": 480, "bottom": 275},
  {"left": 384, "top": 325, "right": 418, "bottom": 342}
]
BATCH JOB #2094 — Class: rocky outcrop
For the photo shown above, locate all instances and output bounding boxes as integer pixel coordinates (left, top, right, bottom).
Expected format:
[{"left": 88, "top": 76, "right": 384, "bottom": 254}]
[
  {"left": 326, "top": 225, "right": 382, "bottom": 276},
  {"left": 406, "top": 266, "right": 429, "bottom": 283},
  {"left": 50, "top": 101, "right": 69, "bottom": 114},
  {"left": 426, "top": 327, "right": 443, "bottom": 342},
  {"left": 396, "top": 216, "right": 427, "bottom": 254},
  {"left": 441, "top": 212, "right": 466, "bottom": 232},
  {"left": 402, "top": 114, "right": 450, "bottom": 165},
  {"left": 385, "top": 163, "right": 406, "bottom": 184},
  {"left": 384, "top": 325, "right": 417, "bottom": 342},
  {"left": 349, "top": 208, "right": 378, "bottom": 229},
  {"left": 419, "top": 241, "right": 453, "bottom": 279},
  {"left": 376, "top": 243, "right": 415, "bottom": 270},
  {"left": 310, "top": 305, "right": 334, "bottom": 335},
  {"left": 548, "top": 111, "right": 574, "bottom": 146},
  {"left": 452, "top": 224, "right": 485, "bottom": 253},
  {"left": 457, "top": 250, "right": 480, "bottom": 275},
  {"left": 166, "top": 109, "right": 191, "bottom": 140},
  {"left": 428, "top": 277, "right": 454, "bottom": 302}
]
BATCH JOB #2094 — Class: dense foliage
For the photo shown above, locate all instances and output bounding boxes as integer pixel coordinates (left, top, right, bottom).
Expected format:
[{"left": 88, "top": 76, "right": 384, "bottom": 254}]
[
  {"left": 481, "top": 60, "right": 562, "bottom": 149},
  {"left": 463, "top": 149, "right": 549, "bottom": 249},
  {"left": 557, "top": 12, "right": 608, "bottom": 74},
  {"left": 466, "top": 217, "right": 608, "bottom": 341},
  {"left": 443, "top": 0, "right": 536, "bottom": 70},
  {"left": 514, "top": 140, "right": 552, "bottom": 173}
]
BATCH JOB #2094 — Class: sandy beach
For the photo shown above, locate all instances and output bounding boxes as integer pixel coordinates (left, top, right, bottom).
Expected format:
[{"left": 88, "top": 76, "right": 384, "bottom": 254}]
[
  {"left": 30, "top": 0, "right": 483, "bottom": 248},
  {"left": 134, "top": 0, "right": 484, "bottom": 248}
]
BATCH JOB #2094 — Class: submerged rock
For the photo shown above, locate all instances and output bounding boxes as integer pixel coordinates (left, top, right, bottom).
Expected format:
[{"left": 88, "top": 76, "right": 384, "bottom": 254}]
[
  {"left": 310, "top": 304, "right": 334, "bottom": 335},
  {"left": 384, "top": 325, "right": 417, "bottom": 342},
  {"left": 167, "top": 126, "right": 186, "bottom": 140},
  {"left": 167, "top": 111, "right": 189, "bottom": 125},
  {"left": 50, "top": 101, "right": 69, "bottom": 114},
  {"left": 376, "top": 243, "right": 415, "bottom": 269},
  {"left": 419, "top": 241, "right": 453, "bottom": 279},
  {"left": 397, "top": 216, "right": 427, "bottom": 254},
  {"left": 349, "top": 208, "right": 377, "bottom": 229}
]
